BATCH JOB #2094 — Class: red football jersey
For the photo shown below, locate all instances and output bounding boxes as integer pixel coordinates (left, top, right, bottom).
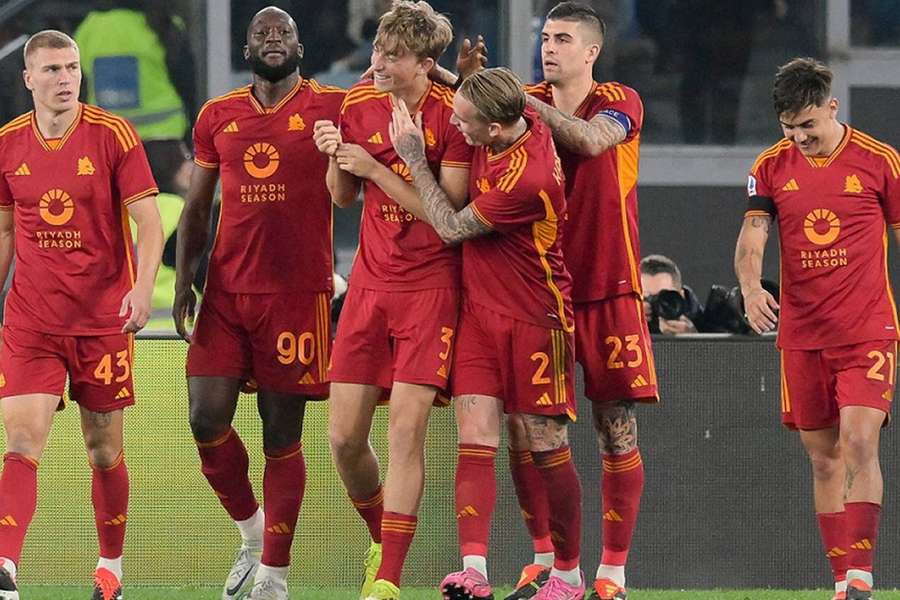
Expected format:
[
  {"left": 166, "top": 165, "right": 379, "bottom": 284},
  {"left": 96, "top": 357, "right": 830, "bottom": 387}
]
[
  {"left": 0, "top": 104, "right": 158, "bottom": 335},
  {"left": 525, "top": 81, "right": 644, "bottom": 303},
  {"left": 194, "top": 78, "right": 344, "bottom": 294},
  {"left": 466, "top": 111, "right": 574, "bottom": 331},
  {"left": 339, "top": 81, "right": 473, "bottom": 291},
  {"left": 746, "top": 126, "right": 900, "bottom": 350}
]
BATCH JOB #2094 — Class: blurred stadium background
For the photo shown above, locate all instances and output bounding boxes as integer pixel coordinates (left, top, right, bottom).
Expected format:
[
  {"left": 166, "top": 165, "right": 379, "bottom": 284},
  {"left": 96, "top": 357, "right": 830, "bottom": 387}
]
[{"left": 2, "top": 0, "right": 900, "bottom": 595}]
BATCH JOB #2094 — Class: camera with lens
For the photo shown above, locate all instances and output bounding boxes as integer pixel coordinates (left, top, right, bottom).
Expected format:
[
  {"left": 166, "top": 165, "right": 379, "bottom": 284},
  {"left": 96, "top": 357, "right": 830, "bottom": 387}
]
[
  {"left": 701, "top": 279, "right": 780, "bottom": 334},
  {"left": 645, "top": 289, "right": 687, "bottom": 321}
]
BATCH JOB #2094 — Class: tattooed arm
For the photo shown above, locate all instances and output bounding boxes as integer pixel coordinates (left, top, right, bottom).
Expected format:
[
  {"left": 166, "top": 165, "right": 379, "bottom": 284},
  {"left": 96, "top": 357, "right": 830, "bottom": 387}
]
[
  {"left": 389, "top": 98, "right": 490, "bottom": 245},
  {"left": 735, "top": 213, "right": 780, "bottom": 333},
  {"left": 525, "top": 95, "right": 626, "bottom": 157}
]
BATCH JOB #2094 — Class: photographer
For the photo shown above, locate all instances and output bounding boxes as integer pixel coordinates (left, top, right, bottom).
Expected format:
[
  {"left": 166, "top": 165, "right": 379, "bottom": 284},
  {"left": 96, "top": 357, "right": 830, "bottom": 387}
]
[{"left": 640, "top": 254, "right": 704, "bottom": 335}]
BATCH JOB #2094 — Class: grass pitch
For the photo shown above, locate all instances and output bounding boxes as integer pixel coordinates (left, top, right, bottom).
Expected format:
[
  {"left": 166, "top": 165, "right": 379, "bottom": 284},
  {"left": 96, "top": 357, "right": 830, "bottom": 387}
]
[{"left": 17, "top": 588, "right": 900, "bottom": 599}]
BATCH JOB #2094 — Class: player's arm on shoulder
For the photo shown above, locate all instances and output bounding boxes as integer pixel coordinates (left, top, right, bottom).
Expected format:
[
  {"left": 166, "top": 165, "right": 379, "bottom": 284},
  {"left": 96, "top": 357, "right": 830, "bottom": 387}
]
[
  {"left": 524, "top": 95, "right": 626, "bottom": 157},
  {"left": 123, "top": 195, "right": 164, "bottom": 333},
  {"left": 390, "top": 100, "right": 488, "bottom": 244},
  {"left": 403, "top": 153, "right": 487, "bottom": 243}
]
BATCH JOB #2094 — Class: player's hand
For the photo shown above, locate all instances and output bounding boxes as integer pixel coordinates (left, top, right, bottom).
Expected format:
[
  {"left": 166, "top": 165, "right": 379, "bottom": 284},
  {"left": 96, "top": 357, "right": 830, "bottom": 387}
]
[
  {"left": 388, "top": 94, "right": 426, "bottom": 164},
  {"left": 313, "top": 120, "right": 342, "bottom": 157},
  {"left": 659, "top": 315, "right": 698, "bottom": 335},
  {"left": 334, "top": 144, "right": 380, "bottom": 179},
  {"left": 743, "top": 287, "right": 779, "bottom": 334},
  {"left": 456, "top": 36, "right": 487, "bottom": 81},
  {"left": 172, "top": 285, "right": 197, "bottom": 343},
  {"left": 120, "top": 283, "right": 152, "bottom": 334}
]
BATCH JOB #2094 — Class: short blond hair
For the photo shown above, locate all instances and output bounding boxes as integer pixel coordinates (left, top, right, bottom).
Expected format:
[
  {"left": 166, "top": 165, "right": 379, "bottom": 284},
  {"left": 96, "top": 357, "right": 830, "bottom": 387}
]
[
  {"left": 458, "top": 67, "right": 525, "bottom": 125},
  {"left": 24, "top": 30, "right": 78, "bottom": 67},
  {"left": 374, "top": 0, "right": 452, "bottom": 62}
]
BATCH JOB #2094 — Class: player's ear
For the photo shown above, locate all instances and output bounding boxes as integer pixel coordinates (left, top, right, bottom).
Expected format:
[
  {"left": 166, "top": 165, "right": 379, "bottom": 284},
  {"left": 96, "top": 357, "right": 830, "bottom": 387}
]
[
  {"left": 418, "top": 57, "right": 435, "bottom": 76},
  {"left": 488, "top": 122, "right": 502, "bottom": 138},
  {"left": 22, "top": 70, "right": 33, "bottom": 92},
  {"left": 829, "top": 96, "right": 839, "bottom": 116},
  {"left": 243, "top": 44, "right": 250, "bottom": 61},
  {"left": 298, "top": 43, "right": 304, "bottom": 60},
  {"left": 586, "top": 42, "right": 600, "bottom": 64}
]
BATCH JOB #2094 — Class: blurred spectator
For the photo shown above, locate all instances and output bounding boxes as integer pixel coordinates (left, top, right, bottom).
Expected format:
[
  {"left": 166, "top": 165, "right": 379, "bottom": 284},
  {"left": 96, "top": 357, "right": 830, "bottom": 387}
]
[
  {"left": 75, "top": 0, "right": 199, "bottom": 329},
  {"left": 853, "top": 0, "right": 900, "bottom": 46},
  {"left": 75, "top": 0, "right": 195, "bottom": 196},
  {"left": 640, "top": 254, "right": 703, "bottom": 334},
  {"left": 672, "top": 0, "right": 768, "bottom": 144}
]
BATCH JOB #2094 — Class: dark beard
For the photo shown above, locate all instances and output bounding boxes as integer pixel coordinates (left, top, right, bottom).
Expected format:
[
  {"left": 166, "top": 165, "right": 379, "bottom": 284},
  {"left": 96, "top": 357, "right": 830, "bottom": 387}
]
[{"left": 248, "top": 52, "right": 302, "bottom": 83}]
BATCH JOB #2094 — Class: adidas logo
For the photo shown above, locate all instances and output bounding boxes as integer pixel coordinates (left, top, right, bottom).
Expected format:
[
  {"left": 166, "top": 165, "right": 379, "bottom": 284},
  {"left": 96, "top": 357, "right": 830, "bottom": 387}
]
[
  {"left": 603, "top": 509, "right": 623, "bottom": 522},
  {"left": 0, "top": 373, "right": 5, "bottom": 388},
  {"left": 850, "top": 538, "right": 873, "bottom": 550},
  {"left": 266, "top": 522, "right": 292, "bottom": 535},
  {"left": 115, "top": 387, "right": 131, "bottom": 400},
  {"left": 782, "top": 178, "right": 799, "bottom": 191},
  {"left": 0, "top": 515, "right": 18, "bottom": 527},
  {"left": 456, "top": 505, "right": 479, "bottom": 519},
  {"left": 536, "top": 392, "right": 552, "bottom": 406},
  {"left": 630, "top": 375, "right": 649, "bottom": 389},
  {"left": 437, "top": 364, "right": 447, "bottom": 379},
  {"left": 826, "top": 546, "right": 847, "bottom": 558},
  {"left": 104, "top": 513, "right": 126, "bottom": 526},
  {"left": 298, "top": 372, "right": 316, "bottom": 385},
  {"left": 368, "top": 132, "right": 383, "bottom": 145},
  {"left": 424, "top": 128, "right": 436, "bottom": 147},
  {"left": 224, "top": 121, "right": 239, "bottom": 133},
  {"left": 14, "top": 163, "right": 30, "bottom": 176}
]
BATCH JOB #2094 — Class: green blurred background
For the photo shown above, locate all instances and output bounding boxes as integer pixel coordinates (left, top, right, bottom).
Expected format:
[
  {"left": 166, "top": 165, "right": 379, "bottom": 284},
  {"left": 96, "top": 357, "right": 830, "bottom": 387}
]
[{"left": 5, "top": 337, "right": 463, "bottom": 586}]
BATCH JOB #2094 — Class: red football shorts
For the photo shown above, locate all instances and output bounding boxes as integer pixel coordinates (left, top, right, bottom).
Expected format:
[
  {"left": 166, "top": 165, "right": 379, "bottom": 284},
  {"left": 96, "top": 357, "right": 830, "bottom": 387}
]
[
  {"left": 780, "top": 339, "right": 898, "bottom": 430},
  {"left": 0, "top": 326, "right": 135, "bottom": 413},
  {"left": 186, "top": 289, "right": 331, "bottom": 398},
  {"left": 451, "top": 298, "right": 576, "bottom": 419},
  {"left": 574, "top": 293, "right": 659, "bottom": 403},
  {"left": 329, "top": 286, "right": 459, "bottom": 398}
]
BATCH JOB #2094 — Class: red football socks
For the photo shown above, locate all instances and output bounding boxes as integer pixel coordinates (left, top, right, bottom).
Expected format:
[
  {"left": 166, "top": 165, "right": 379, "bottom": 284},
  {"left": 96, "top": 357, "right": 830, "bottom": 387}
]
[
  {"left": 350, "top": 485, "right": 384, "bottom": 544},
  {"left": 816, "top": 511, "right": 848, "bottom": 584},
  {"left": 376, "top": 511, "right": 417, "bottom": 585},
  {"left": 91, "top": 452, "right": 129, "bottom": 559},
  {"left": 262, "top": 442, "right": 305, "bottom": 567},
  {"left": 509, "top": 448, "right": 553, "bottom": 553},
  {"left": 0, "top": 453, "right": 38, "bottom": 564},
  {"left": 600, "top": 449, "right": 644, "bottom": 567},
  {"left": 532, "top": 446, "right": 582, "bottom": 571},
  {"left": 196, "top": 428, "right": 259, "bottom": 521},
  {"left": 845, "top": 502, "right": 881, "bottom": 573},
  {"left": 455, "top": 444, "right": 497, "bottom": 557}
]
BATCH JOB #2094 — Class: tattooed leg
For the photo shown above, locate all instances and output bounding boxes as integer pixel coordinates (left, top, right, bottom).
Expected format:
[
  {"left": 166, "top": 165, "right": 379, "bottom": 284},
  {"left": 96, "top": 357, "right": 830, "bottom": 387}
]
[
  {"left": 521, "top": 414, "right": 570, "bottom": 452},
  {"left": 592, "top": 400, "right": 637, "bottom": 455}
]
